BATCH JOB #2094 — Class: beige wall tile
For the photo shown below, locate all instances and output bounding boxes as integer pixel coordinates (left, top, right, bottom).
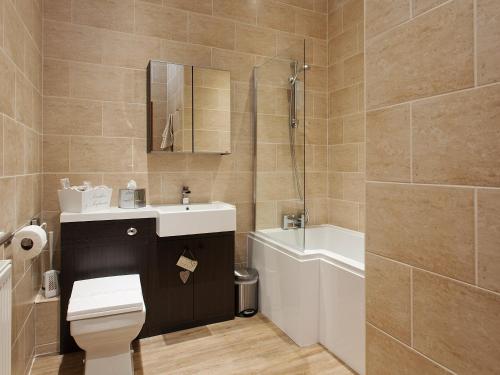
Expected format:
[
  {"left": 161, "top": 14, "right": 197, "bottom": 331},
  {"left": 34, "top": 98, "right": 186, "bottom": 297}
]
[
  {"left": 212, "top": 48, "right": 255, "bottom": 83},
  {"left": 366, "top": 0, "right": 474, "bottom": 109},
  {"left": 312, "top": 39, "right": 327, "bottom": 66},
  {"left": 330, "top": 144, "right": 358, "bottom": 171},
  {"left": 43, "top": 97, "right": 102, "bottom": 136},
  {"left": 366, "top": 324, "right": 451, "bottom": 375},
  {"left": 32, "top": 90, "right": 42, "bottom": 133},
  {"left": 135, "top": 1, "right": 187, "bottom": 41},
  {"left": 43, "top": 0, "right": 71, "bottom": 21},
  {"left": 366, "top": 183, "right": 475, "bottom": 283},
  {"left": 25, "top": 38, "right": 42, "bottom": 92},
  {"left": 101, "top": 32, "right": 160, "bottom": 69},
  {"left": 236, "top": 24, "right": 276, "bottom": 57},
  {"left": 366, "top": 253, "right": 411, "bottom": 343},
  {"left": 4, "top": 117, "right": 25, "bottom": 176},
  {"left": 0, "top": 178, "right": 16, "bottom": 232},
  {"left": 342, "top": 0, "right": 363, "bottom": 30},
  {"left": 366, "top": 104, "right": 410, "bottom": 182},
  {"left": 43, "top": 20, "right": 102, "bottom": 63},
  {"left": 328, "top": 119, "right": 343, "bottom": 145},
  {"left": 283, "top": 0, "right": 315, "bottom": 10},
  {"left": 161, "top": 40, "right": 212, "bottom": 67},
  {"left": 328, "top": 27, "right": 358, "bottom": 64},
  {"left": 35, "top": 300, "right": 59, "bottom": 346},
  {"left": 189, "top": 14, "right": 235, "bottom": 50},
  {"left": 314, "top": 0, "right": 328, "bottom": 13},
  {"left": 69, "top": 62, "right": 145, "bottom": 102},
  {"left": 328, "top": 172, "right": 343, "bottom": 198},
  {"left": 257, "top": 0, "right": 295, "bottom": 33},
  {"left": 24, "top": 129, "right": 39, "bottom": 174},
  {"left": 413, "top": 270, "right": 500, "bottom": 374},
  {"left": 164, "top": 0, "right": 212, "bottom": 15},
  {"left": 103, "top": 103, "right": 146, "bottom": 138},
  {"left": 413, "top": 0, "right": 448, "bottom": 15},
  {"left": 328, "top": 8, "right": 342, "bottom": 38},
  {"left": 343, "top": 53, "right": 363, "bottom": 87},
  {"left": 72, "top": 0, "right": 134, "bottom": 32},
  {"left": 70, "top": 137, "right": 133, "bottom": 172},
  {"left": 15, "top": 73, "right": 33, "bottom": 128},
  {"left": 213, "top": 172, "right": 253, "bottom": 202},
  {"left": 477, "top": 189, "right": 500, "bottom": 293},
  {"left": 4, "top": 0, "right": 25, "bottom": 70},
  {"left": 412, "top": 85, "right": 500, "bottom": 186},
  {"left": 0, "top": 51, "right": 16, "bottom": 118},
  {"left": 477, "top": 0, "right": 500, "bottom": 85},
  {"left": 328, "top": 198, "right": 358, "bottom": 229},
  {"left": 0, "top": 117, "right": 3, "bottom": 176},
  {"left": 365, "top": 0, "right": 410, "bottom": 39},
  {"left": 330, "top": 85, "right": 358, "bottom": 117},
  {"left": 295, "top": 8, "right": 327, "bottom": 39},
  {"left": 342, "top": 172, "right": 364, "bottom": 202},
  {"left": 43, "top": 58, "right": 69, "bottom": 97},
  {"left": 43, "top": 135, "right": 70, "bottom": 173},
  {"left": 214, "top": 0, "right": 257, "bottom": 24},
  {"left": 16, "top": 175, "right": 34, "bottom": 227},
  {"left": 342, "top": 112, "right": 364, "bottom": 143}
]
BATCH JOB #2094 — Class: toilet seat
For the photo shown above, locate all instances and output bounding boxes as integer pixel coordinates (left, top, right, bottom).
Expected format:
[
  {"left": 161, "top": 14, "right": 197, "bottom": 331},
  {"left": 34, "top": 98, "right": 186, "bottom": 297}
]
[{"left": 68, "top": 274, "right": 144, "bottom": 321}]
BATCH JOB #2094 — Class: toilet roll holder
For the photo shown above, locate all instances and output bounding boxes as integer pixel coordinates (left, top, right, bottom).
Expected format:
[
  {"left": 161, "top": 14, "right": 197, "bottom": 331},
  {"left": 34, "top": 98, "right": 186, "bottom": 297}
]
[{"left": 0, "top": 217, "right": 44, "bottom": 247}]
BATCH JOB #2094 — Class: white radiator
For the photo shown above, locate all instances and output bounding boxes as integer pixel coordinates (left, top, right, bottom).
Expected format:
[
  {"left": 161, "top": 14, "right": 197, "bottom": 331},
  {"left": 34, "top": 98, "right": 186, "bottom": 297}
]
[{"left": 0, "top": 260, "right": 12, "bottom": 375}]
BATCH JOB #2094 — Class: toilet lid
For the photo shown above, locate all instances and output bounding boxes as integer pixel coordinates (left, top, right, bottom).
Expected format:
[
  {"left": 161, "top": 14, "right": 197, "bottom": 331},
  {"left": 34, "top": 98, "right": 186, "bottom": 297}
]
[{"left": 67, "top": 274, "right": 144, "bottom": 321}]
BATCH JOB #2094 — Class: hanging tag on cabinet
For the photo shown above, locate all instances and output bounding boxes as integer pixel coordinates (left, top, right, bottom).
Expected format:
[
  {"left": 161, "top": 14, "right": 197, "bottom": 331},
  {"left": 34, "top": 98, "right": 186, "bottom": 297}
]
[
  {"left": 177, "top": 254, "right": 198, "bottom": 272},
  {"left": 179, "top": 270, "right": 190, "bottom": 284}
]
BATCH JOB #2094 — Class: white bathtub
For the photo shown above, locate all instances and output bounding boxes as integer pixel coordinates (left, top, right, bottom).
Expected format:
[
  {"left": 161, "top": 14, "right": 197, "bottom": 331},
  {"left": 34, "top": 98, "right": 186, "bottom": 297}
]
[{"left": 248, "top": 225, "right": 365, "bottom": 375}]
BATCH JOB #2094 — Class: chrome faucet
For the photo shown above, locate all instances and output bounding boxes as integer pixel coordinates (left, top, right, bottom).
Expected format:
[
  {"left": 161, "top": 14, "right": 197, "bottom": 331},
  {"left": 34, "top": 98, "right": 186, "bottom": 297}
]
[
  {"left": 181, "top": 186, "right": 191, "bottom": 205},
  {"left": 282, "top": 214, "right": 305, "bottom": 230}
]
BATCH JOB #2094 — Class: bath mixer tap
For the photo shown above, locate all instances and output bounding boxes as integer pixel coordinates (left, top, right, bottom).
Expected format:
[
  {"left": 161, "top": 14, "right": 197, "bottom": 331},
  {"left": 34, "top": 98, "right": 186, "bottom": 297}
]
[
  {"left": 282, "top": 214, "right": 305, "bottom": 230},
  {"left": 181, "top": 186, "right": 191, "bottom": 205}
]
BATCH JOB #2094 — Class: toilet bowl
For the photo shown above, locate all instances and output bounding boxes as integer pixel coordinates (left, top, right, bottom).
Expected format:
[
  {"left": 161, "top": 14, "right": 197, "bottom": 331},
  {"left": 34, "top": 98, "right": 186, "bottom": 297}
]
[{"left": 67, "top": 274, "right": 146, "bottom": 375}]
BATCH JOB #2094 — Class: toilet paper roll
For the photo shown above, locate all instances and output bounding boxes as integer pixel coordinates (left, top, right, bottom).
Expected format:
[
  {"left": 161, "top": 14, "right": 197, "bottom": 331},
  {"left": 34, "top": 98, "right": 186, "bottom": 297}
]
[{"left": 13, "top": 225, "right": 47, "bottom": 261}]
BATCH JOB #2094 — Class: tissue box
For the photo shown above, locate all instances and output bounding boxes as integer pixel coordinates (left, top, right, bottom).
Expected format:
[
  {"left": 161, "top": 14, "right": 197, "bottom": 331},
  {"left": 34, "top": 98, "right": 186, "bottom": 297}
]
[
  {"left": 58, "top": 187, "right": 112, "bottom": 213},
  {"left": 119, "top": 188, "right": 146, "bottom": 209}
]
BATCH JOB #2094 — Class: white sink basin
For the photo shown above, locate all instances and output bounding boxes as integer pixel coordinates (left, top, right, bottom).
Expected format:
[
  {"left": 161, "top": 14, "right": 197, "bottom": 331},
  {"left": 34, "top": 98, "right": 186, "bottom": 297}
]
[{"left": 152, "top": 202, "right": 236, "bottom": 237}]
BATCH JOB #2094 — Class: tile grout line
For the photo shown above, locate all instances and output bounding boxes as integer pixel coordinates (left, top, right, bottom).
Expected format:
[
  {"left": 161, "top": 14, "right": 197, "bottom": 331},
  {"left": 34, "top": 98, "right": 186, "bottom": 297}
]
[
  {"left": 410, "top": 266, "right": 414, "bottom": 348},
  {"left": 474, "top": 188, "right": 478, "bottom": 286},
  {"left": 367, "top": 322, "right": 458, "bottom": 375},
  {"left": 365, "top": 0, "right": 455, "bottom": 44},
  {"left": 409, "top": 102, "right": 413, "bottom": 183},
  {"left": 367, "top": 251, "right": 500, "bottom": 297},
  {"left": 473, "top": 0, "right": 478, "bottom": 87}
]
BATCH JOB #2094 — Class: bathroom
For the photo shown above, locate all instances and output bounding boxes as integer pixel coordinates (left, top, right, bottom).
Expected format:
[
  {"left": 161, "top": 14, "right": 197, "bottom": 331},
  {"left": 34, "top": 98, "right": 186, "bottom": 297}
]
[{"left": 0, "top": 0, "right": 498, "bottom": 374}]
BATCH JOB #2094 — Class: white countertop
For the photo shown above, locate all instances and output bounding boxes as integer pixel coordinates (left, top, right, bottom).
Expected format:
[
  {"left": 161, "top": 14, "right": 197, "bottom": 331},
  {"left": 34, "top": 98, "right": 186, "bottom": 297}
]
[{"left": 60, "top": 206, "right": 158, "bottom": 223}]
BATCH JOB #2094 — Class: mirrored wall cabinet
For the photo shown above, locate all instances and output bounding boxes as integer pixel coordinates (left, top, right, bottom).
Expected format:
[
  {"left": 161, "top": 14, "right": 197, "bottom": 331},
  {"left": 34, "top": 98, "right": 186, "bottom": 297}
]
[{"left": 147, "top": 60, "right": 231, "bottom": 155}]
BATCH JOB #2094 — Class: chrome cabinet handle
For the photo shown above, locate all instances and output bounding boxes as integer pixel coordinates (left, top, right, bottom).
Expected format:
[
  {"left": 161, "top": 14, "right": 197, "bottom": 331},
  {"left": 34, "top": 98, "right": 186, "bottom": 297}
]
[{"left": 127, "top": 227, "right": 138, "bottom": 236}]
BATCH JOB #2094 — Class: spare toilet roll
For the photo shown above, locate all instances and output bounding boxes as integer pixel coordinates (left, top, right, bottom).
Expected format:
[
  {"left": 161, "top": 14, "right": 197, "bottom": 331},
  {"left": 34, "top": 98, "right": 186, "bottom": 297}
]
[{"left": 13, "top": 225, "right": 47, "bottom": 261}]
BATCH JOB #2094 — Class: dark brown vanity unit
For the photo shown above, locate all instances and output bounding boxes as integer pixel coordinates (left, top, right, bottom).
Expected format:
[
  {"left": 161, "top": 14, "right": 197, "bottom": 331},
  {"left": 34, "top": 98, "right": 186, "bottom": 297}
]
[{"left": 60, "top": 209, "right": 235, "bottom": 354}]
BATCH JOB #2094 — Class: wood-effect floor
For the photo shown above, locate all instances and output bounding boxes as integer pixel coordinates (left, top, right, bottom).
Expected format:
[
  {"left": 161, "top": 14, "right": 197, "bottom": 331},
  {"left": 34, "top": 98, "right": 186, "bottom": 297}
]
[{"left": 30, "top": 314, "right": 355, "bottom": 375}]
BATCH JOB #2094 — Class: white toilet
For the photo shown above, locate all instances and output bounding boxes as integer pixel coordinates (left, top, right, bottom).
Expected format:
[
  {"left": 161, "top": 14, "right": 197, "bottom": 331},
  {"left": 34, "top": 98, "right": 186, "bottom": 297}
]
[{"left": 67, "top": 274, "right": 146, "bottom": 375}]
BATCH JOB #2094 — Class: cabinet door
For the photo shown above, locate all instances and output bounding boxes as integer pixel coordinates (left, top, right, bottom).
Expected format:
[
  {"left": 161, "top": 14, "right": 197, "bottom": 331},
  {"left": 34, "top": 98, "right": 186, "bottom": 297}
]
[
  {"left": 193, "top": 234, "right": 234, "bottom": 322},
  {"left": 150, "top": 237, "right": 194, "bottom": 334}
]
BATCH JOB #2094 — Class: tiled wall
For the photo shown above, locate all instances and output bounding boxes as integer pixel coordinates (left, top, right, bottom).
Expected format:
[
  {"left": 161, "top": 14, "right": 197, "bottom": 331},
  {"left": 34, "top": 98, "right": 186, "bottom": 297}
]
[
  {"left": 365, "top": 0, "right": 500, "bottom": 373},
  {"left": 327, "top": 0, "right": 365, "bottom": 231},
  {"left": 0, "top": 0, "right": 43, "bottom": 373},
  {"left": 41, "top": 0, "right": 327, "bottom": 352}
]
